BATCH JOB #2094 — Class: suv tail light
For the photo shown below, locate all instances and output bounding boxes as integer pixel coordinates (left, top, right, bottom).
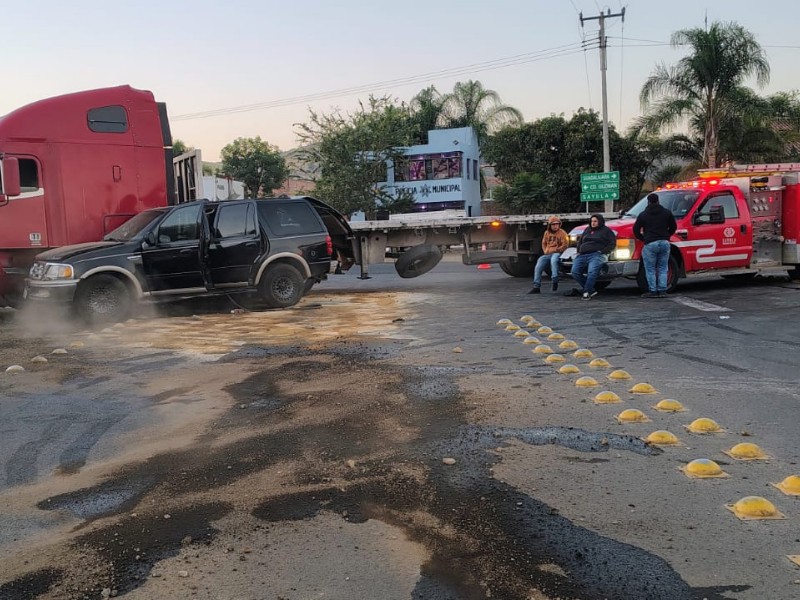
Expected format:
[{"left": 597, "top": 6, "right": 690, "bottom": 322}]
[{"left": 326, "top": 235, "right": 333, "bottom": 257}]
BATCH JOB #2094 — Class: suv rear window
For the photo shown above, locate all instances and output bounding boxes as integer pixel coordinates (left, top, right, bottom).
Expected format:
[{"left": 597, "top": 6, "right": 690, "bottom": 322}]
[{"left": 257, "top": 202, "right": 324, "bottom": 236}]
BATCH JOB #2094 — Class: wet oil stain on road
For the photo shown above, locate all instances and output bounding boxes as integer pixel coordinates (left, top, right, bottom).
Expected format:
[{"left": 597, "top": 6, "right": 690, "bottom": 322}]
[{"left": 1, "top": 345, "right": 746, "bottom": 600}]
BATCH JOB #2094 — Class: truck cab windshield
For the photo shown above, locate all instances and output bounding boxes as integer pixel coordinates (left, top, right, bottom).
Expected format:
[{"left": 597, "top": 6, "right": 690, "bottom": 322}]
[
  {"left": 622, "top": 191, "right": 700, "bottom": 219},
  {"left": 104, "top": 208, "right": 168, "bottom": 242}
]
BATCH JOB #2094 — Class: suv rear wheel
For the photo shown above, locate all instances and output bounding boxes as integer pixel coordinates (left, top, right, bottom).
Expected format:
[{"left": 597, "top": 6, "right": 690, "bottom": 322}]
[
  {"left": 75, "top": 274, "right": 132, "bottom": 324},
  {"left": 260, "top": 263, "right": 305, "bottom": 308}
]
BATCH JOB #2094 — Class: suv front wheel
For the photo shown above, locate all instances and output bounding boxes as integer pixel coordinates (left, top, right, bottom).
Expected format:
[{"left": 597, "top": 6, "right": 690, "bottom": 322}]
[
  {"left": 75, "top": 274, "right": 132, "bottom": 324},
  {"left": 260, "top": 263, "right": 305, "bottom": 308}
]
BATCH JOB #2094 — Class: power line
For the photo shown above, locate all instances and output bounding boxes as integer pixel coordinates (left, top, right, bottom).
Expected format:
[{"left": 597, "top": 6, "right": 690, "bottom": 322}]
[{"left": 171, "top": 42, "right": 596, "bottom": 122}]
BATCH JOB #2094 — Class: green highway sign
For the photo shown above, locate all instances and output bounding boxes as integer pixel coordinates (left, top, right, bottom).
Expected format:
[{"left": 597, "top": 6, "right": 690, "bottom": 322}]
[
  {"left": 580, "top": 171, "right": 619, "bottom": 202},
  {"left": 580, "top": 191, "right": 619, "bottom": 201}
]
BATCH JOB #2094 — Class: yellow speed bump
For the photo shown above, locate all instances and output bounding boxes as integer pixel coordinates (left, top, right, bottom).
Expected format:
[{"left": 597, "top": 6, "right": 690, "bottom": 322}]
[
  {"left": 685, "top": 418, "right": 723, "bottom": 434},
  {"left": 616, "top": 409, "right": 650, "bottom": 423},
  {"left": 505, "top": 324, "right": 521, "bottom": 331},
  {"left": 629, "top": 383, "right": 658, "bottom": 394},
  {"left": 655, "top": 399, "right": 686, "bottom": 413},
  {"left": 497, "top": 319, "right": 512, "bottom": 325},
  {"left": 773, "top": 475, "right": 800, "bottom": 496},
  {"left": 726, "top": 496, "right": 786, "bottom": 520},
  {"left": 681, "top": 458, "right": 729, "bottom": 478},
  {"left": 69, "top": 341, "right": 85, "bottom": 349},
  {"left": 644, "top": 430, "right": 680, "bottom": 446},
  {"left": 545, "top": 354, "right": 566, "bottom": 364},
  {"left": 519, "top": 315, "right": 535, "bottom": 323},
  {"left": 558, "top": 340, "right": 579, "bottom": 350},
  {"left": 513, "top": 329, "right": 530, "bottom": 338},
  {"left": 547, "top": 333, "right": 565, "bottom": 341},
  {"left": 573, "top": 349, "right": 594, "bottom": 359},
  {"left": 789, "top": 555, "right": 800, "bottom": 567},
  {"left": 588, "top": 358, "right": 611, "bottom": 368},
  {"left": 594, "top": 390, "right": 622, "bottom": 404},
  {"left": 575, "top": 376, "right": 599, "bottom": 388},
  {"left": 607, "top": 369, "right": 632, "bottom": 381},
  {"left": 558, "top": 364, "right": 581, "bottom": 374},
  {"left": 724, "top": 442, "right": 769, "bottom": 460},
  {"left": 533, "top": 345, "right": 554, "bottom": 355},
  {"left": 525, "top": 321, "right": 542, "bottom": 329},
  {"left": 537, "top": 326, "right": 553, "bottom": 334},
  {"left": 522, "top": 336, "right": 541, "bottom": 345}
]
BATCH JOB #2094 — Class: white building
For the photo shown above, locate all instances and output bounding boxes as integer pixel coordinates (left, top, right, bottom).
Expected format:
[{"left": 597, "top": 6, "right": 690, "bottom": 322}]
[{"left": 383, "top": 127, "right": 482, "bottom": 218}]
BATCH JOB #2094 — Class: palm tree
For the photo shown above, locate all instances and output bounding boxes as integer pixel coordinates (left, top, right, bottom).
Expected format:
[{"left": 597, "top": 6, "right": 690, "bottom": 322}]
[
  {"left": 408, "top": 86, "right": 448, "bottom": 144},
  {"left": 440, "top": 80, "right": 524, "bottom": 146},
  {"left": 636, "top": 21, "right": 770, "bottom": 168}
]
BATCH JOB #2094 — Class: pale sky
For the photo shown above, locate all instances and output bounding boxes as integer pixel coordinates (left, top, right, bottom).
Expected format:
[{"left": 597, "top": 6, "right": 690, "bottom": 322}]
[{"left": 2, "top": 1, "right": 799, "bottom": 161}]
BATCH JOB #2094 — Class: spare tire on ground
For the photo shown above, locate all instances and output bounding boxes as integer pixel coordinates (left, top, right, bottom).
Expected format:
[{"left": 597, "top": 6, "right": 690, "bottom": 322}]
[{"left": 394, "top": 245, "right": 443, "bottom": 278}]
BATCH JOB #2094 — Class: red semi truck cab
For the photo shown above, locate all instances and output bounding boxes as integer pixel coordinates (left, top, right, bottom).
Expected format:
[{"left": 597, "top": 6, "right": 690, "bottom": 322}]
[
  {"left": 564, "top": 165, "right": 800, "bottom": 292},
  {"left": 0, "top": 85, "right": 175, "bottom": 305}
]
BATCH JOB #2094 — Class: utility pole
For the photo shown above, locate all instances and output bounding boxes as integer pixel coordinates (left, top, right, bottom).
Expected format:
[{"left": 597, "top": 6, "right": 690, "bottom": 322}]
[{"left": 580, "top": 7, "right": 625, "bottom": 212}]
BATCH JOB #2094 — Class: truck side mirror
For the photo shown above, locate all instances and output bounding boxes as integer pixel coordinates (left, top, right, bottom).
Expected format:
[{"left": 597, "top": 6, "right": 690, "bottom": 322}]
[
  {"left": 0, "top": 157, "right": 22, "bottom": 205},
  {"left": 707, "top": 205, "right": 725, "bottom": 224},
  {"left": 144, "top": 231, "right": 158, "bottom": 246}
]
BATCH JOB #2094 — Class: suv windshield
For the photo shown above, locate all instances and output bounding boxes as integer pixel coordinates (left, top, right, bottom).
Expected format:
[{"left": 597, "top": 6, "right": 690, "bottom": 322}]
[
  {"left": 104, "top": 209, "right": 168, "bottom": 242},
  {"left": 622, "top": 190, "right": 700, "bottom": 219}
]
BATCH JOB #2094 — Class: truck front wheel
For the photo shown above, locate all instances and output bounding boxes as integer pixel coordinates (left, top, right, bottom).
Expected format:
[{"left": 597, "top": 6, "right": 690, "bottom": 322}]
[
  {"left": 499, "top": 259, "right": 536, "bottom": 278},
  {"left": 260, "top": 263, "right": 305, "bottom": 308},
  {"left": 636, "top": 255, "right": 679, "bottom": 293},
  {"left": 75, "top": 274, "right": 132, "bottom": 324}
]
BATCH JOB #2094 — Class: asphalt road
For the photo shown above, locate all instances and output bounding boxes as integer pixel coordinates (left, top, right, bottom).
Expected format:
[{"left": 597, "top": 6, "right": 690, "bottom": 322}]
[{"left": 1, "top": 261, "right": 799, "bottom": 599}]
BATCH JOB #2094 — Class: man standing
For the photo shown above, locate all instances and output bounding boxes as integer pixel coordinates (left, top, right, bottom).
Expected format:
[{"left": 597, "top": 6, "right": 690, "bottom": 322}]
[
  {"left": 565, "top": 214, "right": 616, "bottom": 300},
  {"left": 529, "top": 216, "right": 569, "bottom": 294},
  {"left": 633, "top": 193, "right": 677, "bottom": 298}
]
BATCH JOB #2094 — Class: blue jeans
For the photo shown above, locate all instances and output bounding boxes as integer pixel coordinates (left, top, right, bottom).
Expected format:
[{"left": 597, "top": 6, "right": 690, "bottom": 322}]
[
  {"left": 642, "top": 239, "right": 670, "bottom": 292},
  {"left": 571, "top": 251, "right": 607, "bottom": 294},
  {"left": 532, "top": 253, "right": 561, "bottom": 287}
]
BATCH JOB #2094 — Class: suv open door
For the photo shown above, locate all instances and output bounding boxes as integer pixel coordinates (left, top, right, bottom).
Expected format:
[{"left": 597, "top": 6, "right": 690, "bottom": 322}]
[{"left": 304, "top": 196, "right": 359, "bottom": 269}]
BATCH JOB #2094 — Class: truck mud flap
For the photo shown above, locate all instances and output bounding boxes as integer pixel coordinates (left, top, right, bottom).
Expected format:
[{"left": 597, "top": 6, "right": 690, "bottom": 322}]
[{"left": 395, "top": 245, "right": 443, "bottom": 278}]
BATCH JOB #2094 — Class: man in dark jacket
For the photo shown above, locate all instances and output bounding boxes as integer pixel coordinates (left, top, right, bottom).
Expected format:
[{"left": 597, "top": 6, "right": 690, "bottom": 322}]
[
  {"left": 633, "top": 193, "right": 677, "bottom": 298},
  {"left": 566, "top": 213, "right": 616, "bottom": 300}
]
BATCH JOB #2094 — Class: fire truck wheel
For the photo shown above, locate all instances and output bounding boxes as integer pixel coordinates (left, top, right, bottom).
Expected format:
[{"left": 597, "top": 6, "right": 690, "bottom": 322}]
[
  {"left": 499, "top": 259, "right": 536, "bottom": 278},
  {"left": 636, "top": 255, "right": 679, "bottom": 293},
  {"left": 395, "top": 245, "right": 443, "bottom": 279},
  {"left": 75, "top": 274, "right": 132, "bottom": 324},
  {"left": 260, "top": 263, "right": 305, "bottom": 308}
]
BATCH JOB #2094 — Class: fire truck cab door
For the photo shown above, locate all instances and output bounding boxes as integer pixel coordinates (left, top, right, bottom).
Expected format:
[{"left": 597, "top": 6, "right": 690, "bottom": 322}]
[{"left": 682, "top": 191, "right": 753, "bottom": 271}]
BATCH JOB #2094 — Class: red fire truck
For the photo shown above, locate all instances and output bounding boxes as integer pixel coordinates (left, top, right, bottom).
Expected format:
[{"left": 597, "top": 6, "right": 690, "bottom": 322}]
[
  {"left": 564, "top": 164, "right": 800, "bottom": 292},
  {"left": 0, "top": 86, "right": 175, "bottom": 305}
]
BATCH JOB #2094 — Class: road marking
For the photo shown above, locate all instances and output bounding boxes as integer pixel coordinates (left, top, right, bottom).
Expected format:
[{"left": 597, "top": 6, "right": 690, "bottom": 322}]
[{"left": 669, "top": 296, "right": 732, "bottom": 312}]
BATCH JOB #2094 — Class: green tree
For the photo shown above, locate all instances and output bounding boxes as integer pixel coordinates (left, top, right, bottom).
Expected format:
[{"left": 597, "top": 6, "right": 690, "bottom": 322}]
[
  {"left": 220, "top": 137, "right": 288, "bottom": 197},
  {"left": 492, "top": 173, "right": 551, "bottom": 214},
  {"left": 485, "top": 109, "right": 652, "bottom": 212},
  {"left": 296, "top": 96, "right": 415, "bottom": 217},
  {"left": 408, "top": 86, "right": 448, "bottom": 144},
  {"left": 172, "top": 139, "right": 192, "bottom": 155},
  {"left": 636, "top": 21, "right": 770, "bottom": 168}
]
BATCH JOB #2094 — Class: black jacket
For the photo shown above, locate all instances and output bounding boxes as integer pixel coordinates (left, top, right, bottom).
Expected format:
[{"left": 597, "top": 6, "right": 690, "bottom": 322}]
[
  {"left": 633, "top": 204, "right": 677, "bottom": 244},
  {"left": 577, "top": 214, "right": 616, "bottom": 255}
]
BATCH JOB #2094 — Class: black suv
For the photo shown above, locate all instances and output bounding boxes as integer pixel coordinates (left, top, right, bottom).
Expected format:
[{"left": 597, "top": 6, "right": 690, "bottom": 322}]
[{"left": 25, "top": 197, "right": 356, "bottom": 322}]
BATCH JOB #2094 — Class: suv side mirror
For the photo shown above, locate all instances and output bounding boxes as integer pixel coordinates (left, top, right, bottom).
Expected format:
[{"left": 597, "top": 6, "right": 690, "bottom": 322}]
[
  {"left": 144, "top": 231, "right": 157, "bottom": 246},
  {"left": 0, "top": 157, "right": 22, "bottom": 205}
]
